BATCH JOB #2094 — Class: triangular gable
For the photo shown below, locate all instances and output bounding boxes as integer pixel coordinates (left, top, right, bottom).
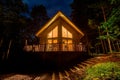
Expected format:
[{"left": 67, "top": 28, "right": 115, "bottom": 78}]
[{"left": 35, "top": 11, "right": 84, "bottom": 37}]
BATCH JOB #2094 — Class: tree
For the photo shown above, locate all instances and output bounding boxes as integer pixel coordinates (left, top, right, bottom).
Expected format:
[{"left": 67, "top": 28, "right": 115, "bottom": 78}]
[
  {"left": 24, "top": 5, "right": 49, "bottom": 44},
  {"left": 71, "top": 0, "right": 120, "bottom": 53},
  {"left": 87, "top": 0, "right": 120, "bottom": 53},
  {"left": 71, "top": 0, "right": 100, "bottom": 54},
  {"left": 88, "top": 0, "right": 111, "bottom": 53},
  {"left": 30, "top": 5, "right": 49, "bottom": 33},
  {"left": 0, "top": 0, "right": 28, "bottom": 60},
  {"left": 99, "top": 0, "right": 120, "bottom": 52}
]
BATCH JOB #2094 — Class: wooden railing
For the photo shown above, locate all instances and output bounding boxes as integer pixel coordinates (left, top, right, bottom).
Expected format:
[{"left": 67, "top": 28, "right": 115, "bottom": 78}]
[{"left": 24, "top": 43, "right": 86, "bottom": 52}]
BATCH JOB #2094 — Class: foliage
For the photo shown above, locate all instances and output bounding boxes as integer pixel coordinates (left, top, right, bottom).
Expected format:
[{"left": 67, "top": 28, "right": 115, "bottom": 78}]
[
  {"left": 70, "top": 0, "right": 100, "bottom": 50},
  {"left": 26, "top": 5, "right": 49, "bottom": 44},
  {"left": 98, "top": 3, "right": 120, "bottom": 40},
  {"left": 109, "top": 0, "right": 120, "bottom": 4},
  {"left": 99, "top": 25, "right": 120, "bottom": 40},
  {"left": 84, "top": 62, "right": 120, "bottom": 80},
  {"left": 0, "top": 0, "right": 29, "bottom": 60},
  {"left": 29, "top": 5, "right": 49, "bottom": 33},
  {"left": 0, "top": 0, "right": 28, "bottom": 39}
]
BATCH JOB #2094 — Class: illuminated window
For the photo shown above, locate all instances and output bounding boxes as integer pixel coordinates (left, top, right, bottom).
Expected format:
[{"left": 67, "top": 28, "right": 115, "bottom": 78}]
[
  {"left": 68, "top": 31, "right": 72, "bottom": 38},
  {"left": 62, "top": 26, "right": 67, "bottom": 37},
  {"left": 53, "top": 39, "right": 57, "bottom": 43},
  {"left": 62, "top": 39, "right": 73, "bottom": 51},
  {"left": 47, "top": 25, "right": 73, "bottom": 51},
  {"left": 62, "top": 39, "right": 72, "bottom": 44},
  {"left": 48, "top": 26, "right": 58, "bottom": 38},
  {"left": 48, "top": 31, "right": 52, "bottom": 38},
  {"left": 62, "top": 26, "right": 72, "bottom": 38},
  {"left": 68, "top": 40, "right": 72, "bottom": 44},
  {"left": 48, "top": 39, "right": 57, "bottom": 44},
  {"left": 48, "top": 40, "right": 52, "bottom": 44},
  {"left": 62, "top": 39, "right": 67, "bottom": 44}
]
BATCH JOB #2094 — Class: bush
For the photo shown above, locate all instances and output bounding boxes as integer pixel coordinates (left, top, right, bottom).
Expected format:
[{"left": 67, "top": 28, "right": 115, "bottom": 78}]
[{"left": 84, "top": 62, "right": 120, "bottom": 80}]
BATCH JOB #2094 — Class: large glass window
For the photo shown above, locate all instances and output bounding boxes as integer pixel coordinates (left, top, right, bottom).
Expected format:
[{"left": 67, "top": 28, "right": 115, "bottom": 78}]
[
  {"left": 62, "top": 26, "right": 72, "bottom": 38},
  {"left": 47, "top": 25, "right": 73, "bottom": 51},
  {"left": 47, "top": 26, "right": 58, "bottom": 51},
  {"left": 48, "top": 26, "right": 58, "bottom": 38},
  {"left": 62, "top": 26, "right": 73, "bottom": 51}
]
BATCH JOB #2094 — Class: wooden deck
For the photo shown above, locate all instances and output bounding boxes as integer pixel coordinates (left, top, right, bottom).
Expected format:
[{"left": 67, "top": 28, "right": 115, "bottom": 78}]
[
  {"left": 21, "top": 51, "right": 90, "bottom": 69},
  {"left": 24, "top": 44, "right": 86, "bottom": 52}
]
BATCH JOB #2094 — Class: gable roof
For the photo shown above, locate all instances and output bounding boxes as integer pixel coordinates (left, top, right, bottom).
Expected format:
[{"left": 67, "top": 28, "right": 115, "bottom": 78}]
[{"left": 35, "top": 11, "right": 84, "bottom": 37}]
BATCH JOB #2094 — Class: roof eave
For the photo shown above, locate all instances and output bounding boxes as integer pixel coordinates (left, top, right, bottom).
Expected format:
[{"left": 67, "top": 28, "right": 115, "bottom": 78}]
[{"left": 35, "top": 11, "right": 84, "bottom": 37}]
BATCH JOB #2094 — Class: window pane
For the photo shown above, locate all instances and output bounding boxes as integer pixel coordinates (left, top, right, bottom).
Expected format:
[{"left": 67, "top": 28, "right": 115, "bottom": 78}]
[
  {"left": 47, "top": 26, "right": 58, "bottom": 38},
  {"left": 53, "top": 26, "right": 58, "bottom": 37},
  {"left": 62, "top": 26, "right": 67, "bottom": 37},
  {"left": 62, "top": 39, "right": 67, "bottom": 44},
  {"left": 68, "top": 31, "right": 72, "bottom": 38},
  {"left": 53, "top": 39, "right": 57, "bottom": 43},
  {"left": 48, "top": 40, "right": 52, "bottom": 43},
  {"left": 68, "top": 40, "right": 72, "bottom": 44},
  {"left": 62, "top": 26, "right": 72, "bottom": 38},
  {"left": 48, "top": 31, "right": 52, "bottom": 38}
]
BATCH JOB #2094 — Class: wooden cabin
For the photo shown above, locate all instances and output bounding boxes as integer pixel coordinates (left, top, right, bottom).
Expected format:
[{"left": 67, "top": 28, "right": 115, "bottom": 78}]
[{"left": 24, "top": 11, "right": 85, "bottom": 52}]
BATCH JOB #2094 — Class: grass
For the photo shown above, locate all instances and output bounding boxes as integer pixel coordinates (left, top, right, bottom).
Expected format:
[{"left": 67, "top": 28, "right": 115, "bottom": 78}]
[{"left": 83, "top": 62, "right": 120, "bottom": 80}]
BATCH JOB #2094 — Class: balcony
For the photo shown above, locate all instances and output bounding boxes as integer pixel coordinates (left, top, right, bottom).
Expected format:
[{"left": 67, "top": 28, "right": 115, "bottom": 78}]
[{"left": 24, "top": 43, "right": 86, "bottom": 52}]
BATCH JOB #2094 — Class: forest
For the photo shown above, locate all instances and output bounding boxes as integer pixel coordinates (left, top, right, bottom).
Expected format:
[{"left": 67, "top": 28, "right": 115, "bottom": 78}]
[{"left": 0, "top": 0, "right": 120, "bottom": 62}]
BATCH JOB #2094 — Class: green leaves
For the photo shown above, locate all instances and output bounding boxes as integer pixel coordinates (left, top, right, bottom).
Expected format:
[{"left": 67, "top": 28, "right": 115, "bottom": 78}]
[
  {"left": 84, "top": 62, "right": 120, "bottom": 80},
  {"left": 99, "top": 23, "right": 120, "bottom": 40},
  {"left": 99, "top": 5, "right": 120, "bottom": 40},
  {"left": 88, "top": 19, "right": 98, "bottom": 29},
  {"left": 109, "top": 0, "right": 120, "bottom": 4}
]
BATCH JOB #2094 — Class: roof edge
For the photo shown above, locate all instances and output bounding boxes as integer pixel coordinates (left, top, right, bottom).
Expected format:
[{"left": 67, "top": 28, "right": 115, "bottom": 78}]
[{"left": 35, "top": 11, "right": 84, "bottom": 37}]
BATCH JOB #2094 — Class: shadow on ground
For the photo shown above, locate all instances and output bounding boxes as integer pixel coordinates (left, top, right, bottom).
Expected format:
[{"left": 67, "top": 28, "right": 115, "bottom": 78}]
[{"left": 0, "top": 51, "right": 91, "bottom": 74}]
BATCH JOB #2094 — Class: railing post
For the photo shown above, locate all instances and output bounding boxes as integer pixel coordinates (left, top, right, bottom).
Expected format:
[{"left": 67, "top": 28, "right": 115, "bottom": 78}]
[{"left": 44, "top": 43, "right": 46, "bottom": 52}]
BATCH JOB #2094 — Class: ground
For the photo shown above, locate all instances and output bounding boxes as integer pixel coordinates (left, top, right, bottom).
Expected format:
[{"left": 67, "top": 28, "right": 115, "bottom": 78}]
[{"left": 0, "top": 53, "right": 120, "bottom": 80}]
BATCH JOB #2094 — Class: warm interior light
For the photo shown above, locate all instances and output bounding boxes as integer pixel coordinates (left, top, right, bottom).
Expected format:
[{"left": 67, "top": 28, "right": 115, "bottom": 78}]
[
  {"left": 48, "top": 26, "right": 58, "bottom": 38},
  {"left": 62, "top": 26, "right": 72, "bottom": 38}
]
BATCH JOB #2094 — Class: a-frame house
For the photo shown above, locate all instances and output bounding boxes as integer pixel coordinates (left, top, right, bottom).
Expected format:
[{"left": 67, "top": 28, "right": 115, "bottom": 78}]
[{"left": 24, "top": 11, "right": 85, "bottom": 52}]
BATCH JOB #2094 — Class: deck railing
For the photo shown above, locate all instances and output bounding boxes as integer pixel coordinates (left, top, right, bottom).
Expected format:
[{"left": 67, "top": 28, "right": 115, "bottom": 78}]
[{"left": 24, "top": 43, "right": 86, "bottom": 52}]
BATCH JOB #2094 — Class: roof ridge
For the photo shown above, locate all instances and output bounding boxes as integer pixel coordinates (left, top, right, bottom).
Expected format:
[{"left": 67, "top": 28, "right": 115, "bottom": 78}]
[{"left": 35, "top": 11, "right": 84, "bottom": 36}]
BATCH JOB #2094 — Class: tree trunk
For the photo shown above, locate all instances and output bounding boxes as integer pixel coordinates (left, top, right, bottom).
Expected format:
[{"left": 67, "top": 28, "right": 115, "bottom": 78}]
[
  {"left": 111, "top": 40, "right": 116, "bottom": 52},
  {"left": 0, "top": 38, "right": 3, "bottom": 47},
  {"left": 107, "top": 32, "right": 112, "bottom": 53},
  {"left": 95, "top": 46, "right": 98, "bottom": 54},
  {"left": 98, "top": 26, "right": 105, "bottom": 53},
  {"left": 6, "top": 40, "right": 12, "bottom": 59},
  {"left": 103, "top": 40, "right": 108, "bottom": 53},
  {"left": 100, "top": 40, "right": 105, "bottom": 53},
  {"left": 25, "top": 39, "right": 27, "bottom": 45},
  {"left": 116, "top": 40, "right": 120, "bottom": 52},
  {"left": 101, "top": 6, "right": 112, "bottom": 53},
  {"left": 85, "top": 35, "right": 91, "bottom": 54}
]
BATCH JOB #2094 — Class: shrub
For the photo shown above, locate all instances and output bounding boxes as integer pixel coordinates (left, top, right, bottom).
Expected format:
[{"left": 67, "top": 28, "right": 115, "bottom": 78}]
[{"left": 84, "top": 62, "right": 120, "bottom": 80}]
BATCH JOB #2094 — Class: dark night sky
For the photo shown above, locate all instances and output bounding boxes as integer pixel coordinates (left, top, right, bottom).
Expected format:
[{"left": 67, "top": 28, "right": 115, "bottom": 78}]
[{"left": 22, "top": 0, "right": 73, "bottom": 17}]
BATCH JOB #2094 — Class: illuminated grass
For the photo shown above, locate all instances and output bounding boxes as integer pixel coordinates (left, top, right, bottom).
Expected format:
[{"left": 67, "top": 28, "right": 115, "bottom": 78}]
[{"left": 84, "top": 62, "right": 120, "bottom": 80}]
